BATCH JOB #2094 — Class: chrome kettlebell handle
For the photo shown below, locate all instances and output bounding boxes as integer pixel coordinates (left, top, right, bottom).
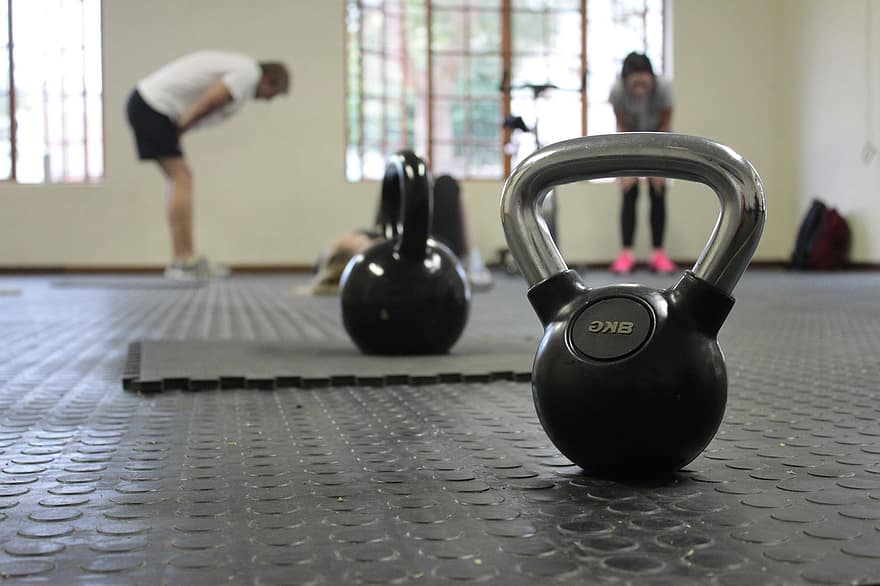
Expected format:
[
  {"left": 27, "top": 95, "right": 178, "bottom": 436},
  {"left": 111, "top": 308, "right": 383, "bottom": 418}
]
[{"left": 500, "top": 133, "right": 766, "bottom": 295}]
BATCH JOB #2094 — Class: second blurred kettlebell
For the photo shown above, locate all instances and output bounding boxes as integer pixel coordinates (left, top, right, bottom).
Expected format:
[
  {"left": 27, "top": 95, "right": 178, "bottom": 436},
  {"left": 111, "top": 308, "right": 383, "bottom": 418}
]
[{"left": 340, "top": 151, "right": 471, "bottom": 355}]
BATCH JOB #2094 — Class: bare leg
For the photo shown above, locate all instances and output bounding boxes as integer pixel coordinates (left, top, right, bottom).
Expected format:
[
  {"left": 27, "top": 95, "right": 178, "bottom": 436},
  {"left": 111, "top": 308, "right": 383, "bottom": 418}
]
[{"left": 157, "top": 157, "right": 194, "bottom": 262}]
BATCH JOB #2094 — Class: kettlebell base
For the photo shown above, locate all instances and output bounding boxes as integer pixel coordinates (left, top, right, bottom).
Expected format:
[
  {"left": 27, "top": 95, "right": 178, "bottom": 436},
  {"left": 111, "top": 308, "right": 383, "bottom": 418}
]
[
  {"left": 530, "top": 281, "right": 728, "bottom": 483},
  {"left": 340, "top": 241, "right": 471, "bottom": 356}
]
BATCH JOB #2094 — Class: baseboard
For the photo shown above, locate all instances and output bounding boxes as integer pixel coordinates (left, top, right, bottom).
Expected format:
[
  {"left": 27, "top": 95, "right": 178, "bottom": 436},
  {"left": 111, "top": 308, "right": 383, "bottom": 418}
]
[
  {"left": 824, "top": 262, "right": 880, "bottom": 271},
  {"left": 0, "top": 260, "right": 876, "bottom": 275},
  {"left": 0, "top": 264, "right": 316, "bottom": 275},
  {"left": 224, "top": 264, "right": 316, "bottom": 274}
]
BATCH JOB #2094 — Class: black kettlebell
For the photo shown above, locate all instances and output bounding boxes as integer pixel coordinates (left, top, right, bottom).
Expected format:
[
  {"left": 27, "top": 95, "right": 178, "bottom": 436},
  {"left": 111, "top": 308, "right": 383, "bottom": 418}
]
[
  {"left": 340, "top": 151, "right": 471, "bottom": 355},
  {"left": 500, "top": 133, "right": 766, "bottom": 479}
]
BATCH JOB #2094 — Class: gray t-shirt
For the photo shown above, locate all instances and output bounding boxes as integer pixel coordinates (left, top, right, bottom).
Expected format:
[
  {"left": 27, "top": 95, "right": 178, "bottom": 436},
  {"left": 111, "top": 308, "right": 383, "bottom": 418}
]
[{"left": 608, "top": 77, "right": 674, "bottom": 131}]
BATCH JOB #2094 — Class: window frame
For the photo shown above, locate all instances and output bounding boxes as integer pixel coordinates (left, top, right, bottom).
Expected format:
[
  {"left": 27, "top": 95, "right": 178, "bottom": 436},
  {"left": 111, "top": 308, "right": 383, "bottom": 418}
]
[{"left": 1, "top": 0, "right": 106, "bottom": 185}]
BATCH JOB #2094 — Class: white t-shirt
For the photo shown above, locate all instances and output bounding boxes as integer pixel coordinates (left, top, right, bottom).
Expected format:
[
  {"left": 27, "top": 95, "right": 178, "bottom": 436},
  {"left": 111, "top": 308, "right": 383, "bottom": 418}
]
[{"left": 137, "top": 51, "right": 261, "bottom": 128}]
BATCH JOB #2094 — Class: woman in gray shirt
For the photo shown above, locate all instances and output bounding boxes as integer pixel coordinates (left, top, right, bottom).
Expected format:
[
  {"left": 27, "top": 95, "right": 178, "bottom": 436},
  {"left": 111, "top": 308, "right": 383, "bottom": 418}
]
[{"left": 608, "top": 52, "right": 676, "bottom": 274}]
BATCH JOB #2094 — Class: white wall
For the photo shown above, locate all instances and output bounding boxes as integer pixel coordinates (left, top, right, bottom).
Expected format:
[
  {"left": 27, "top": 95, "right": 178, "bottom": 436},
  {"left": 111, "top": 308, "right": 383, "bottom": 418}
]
[
  {"left": 782, "top": 0, "right": 880, "bottom": 262},
  {"left": 0, "top": 0, "right": 803, "bottom": 268}
]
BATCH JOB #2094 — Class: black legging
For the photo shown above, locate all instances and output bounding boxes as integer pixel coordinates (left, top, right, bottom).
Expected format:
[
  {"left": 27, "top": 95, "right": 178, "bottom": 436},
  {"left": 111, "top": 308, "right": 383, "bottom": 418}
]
[{"left": 621, "top": 181, "right": 666, "bottom": 248}]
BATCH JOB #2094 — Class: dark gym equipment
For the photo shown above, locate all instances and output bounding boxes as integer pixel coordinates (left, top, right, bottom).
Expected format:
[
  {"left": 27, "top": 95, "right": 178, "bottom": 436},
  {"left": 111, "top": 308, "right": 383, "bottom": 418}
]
[
  {"left": 340, "top": 151, "right": 471, "bottom": 354},
  {"left": 373, "top": 171, "right": 466, "bottom": 257},
  {"left": 376, "top": 173, "right": 465, "bottom": 260},
  {"left": 430, "top": 174, "right": 467, "bottom": 259},
  {"left": 502, "top": 114, "right": 530, "bottom": 133},
  {"left": 501, "top": 133, "right": 766, "bottom": 479}
]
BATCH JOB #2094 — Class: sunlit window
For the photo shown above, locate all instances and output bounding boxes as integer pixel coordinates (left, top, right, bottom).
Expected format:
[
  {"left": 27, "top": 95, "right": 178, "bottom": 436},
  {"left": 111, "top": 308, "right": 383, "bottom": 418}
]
[
  {"left": 585, "top": 0, "right": 666, "bottom": 137},
  {"left": 0, "top": 0, "right": 103, "bottom": 184},
  {"left": 346, "top": 0, "right": 667, "bottom": 181}
]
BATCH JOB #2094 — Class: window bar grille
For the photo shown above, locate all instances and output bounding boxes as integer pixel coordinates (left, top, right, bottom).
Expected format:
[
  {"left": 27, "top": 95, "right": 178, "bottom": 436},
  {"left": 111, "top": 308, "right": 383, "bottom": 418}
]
[
  {"left": 82, "top": 0, "right": 90, "bottom": 179},
  {"left": 398, "top": 2, "right": 408, "bottom": 152},
  {"left": 357, "top": 0, "right": 365, "bottom": 178},
  {"left": 425, "top": 0, "right": 433, "bottom": 167},
  {"left": 501, "top": 0, "right": 511, "bottom": 177},
  {"left": 580, "top": 0, "right": 587, "bottom": 136},
  {"left": 380, "top": 0, "right": 387, "bottom": 159},
  {"left": 7, "top": 0, "right": 16, "bottom": 180}
]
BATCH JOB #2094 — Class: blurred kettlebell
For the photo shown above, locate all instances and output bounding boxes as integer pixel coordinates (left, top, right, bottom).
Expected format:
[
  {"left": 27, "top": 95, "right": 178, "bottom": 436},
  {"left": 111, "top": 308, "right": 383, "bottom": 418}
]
[
  {"left": 341, "top": 151, "right": 471, "bottom": 354},
  {"left": 500, "top": 133, "right": 766, "bottom": 478}
]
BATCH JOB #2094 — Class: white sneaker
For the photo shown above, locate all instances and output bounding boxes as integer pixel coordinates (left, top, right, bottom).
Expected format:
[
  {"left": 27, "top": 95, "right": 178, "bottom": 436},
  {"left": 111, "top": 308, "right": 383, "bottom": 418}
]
[
  {"left": 463, "top": 250, "right": 493, "bottom": 292},
  {"left": 164, "top": 256, "right": 230, "bottom": 280},
  {"left": 466, "top": 265, "right": 493, "bottom": 292}
]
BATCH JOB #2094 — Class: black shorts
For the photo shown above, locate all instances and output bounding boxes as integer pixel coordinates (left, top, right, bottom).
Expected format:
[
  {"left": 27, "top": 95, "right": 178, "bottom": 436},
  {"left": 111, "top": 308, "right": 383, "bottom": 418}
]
[{"left": 126, "top": 90, "right": 183, "bottom": 160}]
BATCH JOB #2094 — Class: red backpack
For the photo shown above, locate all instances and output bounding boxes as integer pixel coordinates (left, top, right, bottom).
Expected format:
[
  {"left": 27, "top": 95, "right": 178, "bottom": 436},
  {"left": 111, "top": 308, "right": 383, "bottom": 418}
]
[{"left": 807, "top": 207, "right": 851, "bottom": 270}]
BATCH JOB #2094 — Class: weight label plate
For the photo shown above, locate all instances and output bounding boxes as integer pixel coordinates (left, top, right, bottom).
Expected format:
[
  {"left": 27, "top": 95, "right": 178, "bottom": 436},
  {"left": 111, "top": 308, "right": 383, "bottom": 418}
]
[{"left": 569, "top": 297, "right": 654, "bottom": 360}]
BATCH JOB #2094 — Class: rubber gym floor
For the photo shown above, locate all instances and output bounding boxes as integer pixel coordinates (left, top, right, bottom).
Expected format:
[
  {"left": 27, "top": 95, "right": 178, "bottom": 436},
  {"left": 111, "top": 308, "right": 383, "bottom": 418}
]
[{"left": 0, "top": 269, "right": 878, "bottom": 585}]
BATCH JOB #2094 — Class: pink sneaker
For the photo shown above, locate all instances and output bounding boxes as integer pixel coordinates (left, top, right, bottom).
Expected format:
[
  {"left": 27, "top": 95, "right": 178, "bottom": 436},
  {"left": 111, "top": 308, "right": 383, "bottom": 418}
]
[
  {"left": 610, "top": 251, "right": 636, "bottom": 274},
  {"left": 650, "top": 250, "right": 677, "bottom": 274}
]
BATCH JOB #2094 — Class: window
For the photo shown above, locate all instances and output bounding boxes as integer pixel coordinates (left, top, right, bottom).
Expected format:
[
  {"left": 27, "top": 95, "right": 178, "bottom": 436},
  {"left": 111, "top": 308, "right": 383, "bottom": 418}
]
[
  {"left": 346, "top": 0, "right": 667, "bottom": 181},
  {"left": 585, "top": 0, "right": 666, "bottom": 138},
  {"left": 1, "top": 0, "right": 103, "bottom": 184}
]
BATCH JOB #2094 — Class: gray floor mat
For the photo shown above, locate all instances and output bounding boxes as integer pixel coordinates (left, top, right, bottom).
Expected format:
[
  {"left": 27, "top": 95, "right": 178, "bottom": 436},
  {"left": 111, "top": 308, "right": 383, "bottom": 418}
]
[
  {"left": 126, "top": 338, "right": 535, "bottom": 390},
  {"left": 1, "top": 270, "right": 880, "bottom": 584},
  {"left": 124, "top": 272, "right": 539, "bottom": 390}
]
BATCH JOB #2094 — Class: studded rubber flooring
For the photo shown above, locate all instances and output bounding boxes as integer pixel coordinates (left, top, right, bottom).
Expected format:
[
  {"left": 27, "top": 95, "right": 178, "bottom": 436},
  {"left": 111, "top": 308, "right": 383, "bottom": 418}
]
[{"left": 0, "top": 270, "right": 879, "bottom": 585}]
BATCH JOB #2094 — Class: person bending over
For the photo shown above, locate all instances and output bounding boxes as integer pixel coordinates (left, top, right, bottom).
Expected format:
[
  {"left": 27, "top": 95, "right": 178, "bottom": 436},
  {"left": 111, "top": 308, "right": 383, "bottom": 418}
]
[
  {"left": 608, "top": 52, "right": 676, "bottom": 275},
  {"left": 126, "top": 51, "right": 290, "bottom": 280}
]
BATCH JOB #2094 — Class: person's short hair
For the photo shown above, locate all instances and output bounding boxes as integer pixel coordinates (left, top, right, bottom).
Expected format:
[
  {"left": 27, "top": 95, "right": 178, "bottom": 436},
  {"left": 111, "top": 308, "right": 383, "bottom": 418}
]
[
  {"left": 259, "top": 61, "right": 291, "bottom": 93},
  {"left": 621, "top": 52, "right": 655, "bottom": 80}
]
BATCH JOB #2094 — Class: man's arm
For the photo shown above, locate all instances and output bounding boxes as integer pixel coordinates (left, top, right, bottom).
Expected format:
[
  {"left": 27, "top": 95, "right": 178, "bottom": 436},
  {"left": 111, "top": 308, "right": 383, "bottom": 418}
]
[
  {"left": 657, "top": 107, "right": 672, "bottom": 132},
  {"left": 177, "top": 81, "right": 233, "bottom": 134},
  {"left": 614, "top": 107, "right": 632, "bottom": 132}
]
